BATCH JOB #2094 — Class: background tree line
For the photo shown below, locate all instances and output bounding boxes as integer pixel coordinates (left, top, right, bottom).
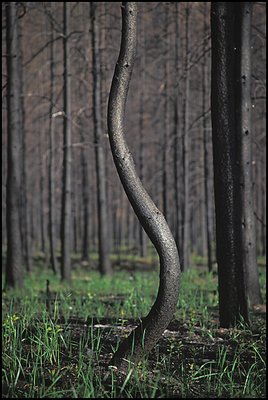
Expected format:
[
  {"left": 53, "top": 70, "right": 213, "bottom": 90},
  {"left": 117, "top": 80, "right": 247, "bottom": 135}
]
[{"left": 2, "top": 2, "right": 266, "bottom": 286}]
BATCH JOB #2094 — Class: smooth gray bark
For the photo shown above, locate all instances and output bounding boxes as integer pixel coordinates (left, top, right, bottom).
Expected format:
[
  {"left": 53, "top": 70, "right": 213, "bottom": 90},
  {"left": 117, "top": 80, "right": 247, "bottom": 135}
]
[{"left": 107, "top": 2, "right": 181, "bottom": 372}]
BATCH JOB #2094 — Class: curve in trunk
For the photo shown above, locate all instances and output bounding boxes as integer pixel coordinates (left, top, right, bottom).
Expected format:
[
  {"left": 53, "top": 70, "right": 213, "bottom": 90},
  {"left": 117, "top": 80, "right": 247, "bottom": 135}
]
[{"left": 107, "top": 2, "right": 181, "bottom": 372}]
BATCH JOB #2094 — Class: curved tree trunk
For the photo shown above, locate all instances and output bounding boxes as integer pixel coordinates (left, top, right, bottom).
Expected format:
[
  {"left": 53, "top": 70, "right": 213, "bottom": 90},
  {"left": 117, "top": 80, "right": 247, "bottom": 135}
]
[{"left": 107, "top": 2, "right": 181, "bottom": 372}]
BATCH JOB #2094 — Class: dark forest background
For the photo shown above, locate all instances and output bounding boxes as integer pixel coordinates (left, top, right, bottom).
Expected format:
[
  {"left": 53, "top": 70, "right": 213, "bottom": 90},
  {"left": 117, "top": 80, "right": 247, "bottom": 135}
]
[{"left": 2, "top": 2, "right": 266, "bottom": 272}]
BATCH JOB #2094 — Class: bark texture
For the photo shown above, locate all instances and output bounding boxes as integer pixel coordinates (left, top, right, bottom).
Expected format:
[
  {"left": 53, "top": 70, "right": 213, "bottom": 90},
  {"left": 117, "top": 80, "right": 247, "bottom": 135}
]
[
  {"left": 61, "top": 2, "right": 72, "bottom": 281},
  {"left": 211, "top": 2, "right": 249, "bottom": 327},
  {"left": 48, "top": 3, "right": 58, "bottom": 275},
  {"left": 91, "top": 2, "right": 113, "bottom": 276},
  {"left": 5, "top": 2, "right": 23, "bottom": 288},
  {"left": 107, "top": 2, "right": 181, "bottom": 372},
  {"left": 234, "top": 2, "right": 262, "bottom": 306},
  {"left": 202, "top": 4, "right": 213, "bottom": 272},
  {"left": 182, "top": 4, "right": 191, "bottom": 271}
]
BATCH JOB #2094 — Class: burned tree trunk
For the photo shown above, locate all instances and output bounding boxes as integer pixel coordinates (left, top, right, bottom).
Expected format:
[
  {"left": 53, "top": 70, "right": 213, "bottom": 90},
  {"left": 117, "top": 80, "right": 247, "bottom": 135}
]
[
  {"left": 211, "top": 2, "right": 249, "bottom": 327},
  {"left": 5, "top": 2, "right": 23, "bottom": 289},
  {"left": 90, "top": 2, "right": 112, "bottom": 276},
  {"left": 234, "top": 2, "right": 262, "bottom": 306},
  {"left": 60, "top": 2, "right": 72, "bottom": 281},
  {"left": 48, "top": 3, "right": 58, "bottom": 275},
  {"left": 181, "top": 3, "right": 191, "bottom": 271},
  {"left": 107, "top": 2, "right": 181, "bottom": 372},
  {"left": 202, "top": 4, "right": 213, "bottom": 272}
]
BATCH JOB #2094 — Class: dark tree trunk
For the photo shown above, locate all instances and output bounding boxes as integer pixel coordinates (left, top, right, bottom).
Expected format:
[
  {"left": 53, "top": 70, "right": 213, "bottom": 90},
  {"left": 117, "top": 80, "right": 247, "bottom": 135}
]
[
  {"left": 138, "top": 12, "right": 147, "bottom": 258},
  {"left": 162, "top": 7, "right": 169, "bottom": 222},
  {"left": 234, "top": 2, "right": 262, "bottom": 306},
  {"left": 5, "top": 2, "right": 23, "bottom": 288},
  {"left": 173, "top": 2, "right": 182, "bottom": 259},
  {"left": 202, "top": 4, "right": 213, "bottom": 272},
  {"left": 107, "top": 2, "right": 181, "bottom": 372},
  {"left": 260, "top": 176, "right": 266, "bottom": 257},
  {"left": 48, "top": 3, "right": 58, "bottom": 275},
  {"left": 39, "top": 135, "right": 47, "bottom": 256},
  {"left": 90, "top": 2, "right": 113, "bottom": 276},
  {"left": 182, "top": 4, "right": 191, "bottom": 271},
  {"left": 127, "top": 202, "right": 135, "bottom": 250},
  {"left": 100, "top": 1, "right": 113, "bottom": 260},
  {"left": 61, "top": 2, "right": 72, "bottom": 281},
  {"left": 80, "top": 135, "right": 90, "bottom": 262},
  {"left": 18, "top": 15, "right": 32, "bottom": 273},
  {"left": 211, "top": 2, "right": 249, "bottom": 327}
]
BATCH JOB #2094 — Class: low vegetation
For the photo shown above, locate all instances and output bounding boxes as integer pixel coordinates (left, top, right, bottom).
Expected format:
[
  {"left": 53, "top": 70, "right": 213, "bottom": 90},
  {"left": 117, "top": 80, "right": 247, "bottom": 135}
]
[{"left": 2, "top": 258, "right": 266, "bottom": 398}]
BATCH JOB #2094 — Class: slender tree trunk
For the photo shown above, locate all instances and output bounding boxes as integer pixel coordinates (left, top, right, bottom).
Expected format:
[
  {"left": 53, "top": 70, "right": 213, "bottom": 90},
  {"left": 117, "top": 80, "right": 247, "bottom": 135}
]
[
  {"left": 61, "top": 2, "right": 72, "bottom": 281},
  {"left": 18, "top": 15, "right": 32, "bottom": 273},
  {"left": 113, "top": 203, "right": 119, "bottom": 253},
  {"left": 202, "top": 5, "right": 213, "bottom": 272},
  {"left": 90, "top": 2, "right": 112, "bottom": 276},
  {"left": 162, "top": 6, "right": 170, "bottom": 223},
  {"left": 73, "top": 211, "right": 78, "bottom": 254},
  {"left": 39, "top": 137, "right": 47, "bottom": 255},
  {"left": 127, "top": 202, "right": 135, "bottom": 250},
  {"left": 138, "top": 12, "right": 147, "bottom": 258},
  {"left": 108, "top": 2, "right": 181, "bottom": 372},
  {"left": 173, "top": 2, "right": 182, "bottom": 259},
  {"left": 100, "top": 1, "right": 113, "bottom": 260},
  {"left": 234, "top": 2, "right": 262, "bottom": 305},
  {"left": 81, "top": 135, "right": 90, "bottom": 262},
  {"left": 260, "top": 172, "right": 266, "bottom": 256},
  {"left": 5, "top": 2, "right": 23, "bottom": 288},
  {"left": 120, "top": 189, "right": 126, "bottom": 249},
  {"left": 182, "top": 4, "right": 191, "bottom": 271},
  {"left": 48, "top": 3, "right": 58, "bottom": 274},
  {"left": 211, "top": 2, "right": 249, "bottom": 327}
]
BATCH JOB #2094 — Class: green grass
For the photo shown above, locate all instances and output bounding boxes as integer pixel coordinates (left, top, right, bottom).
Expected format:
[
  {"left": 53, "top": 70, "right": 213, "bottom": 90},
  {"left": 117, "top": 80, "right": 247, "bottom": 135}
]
[{"left": 2, "top": 262, "right": 266, "bottom": 398}]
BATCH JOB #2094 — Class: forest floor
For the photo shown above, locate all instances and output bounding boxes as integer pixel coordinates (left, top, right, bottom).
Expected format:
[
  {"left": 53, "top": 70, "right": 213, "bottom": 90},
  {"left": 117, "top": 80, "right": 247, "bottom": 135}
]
[{"left": 2, "top": 255, "right": 266, "bottom": 398}]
